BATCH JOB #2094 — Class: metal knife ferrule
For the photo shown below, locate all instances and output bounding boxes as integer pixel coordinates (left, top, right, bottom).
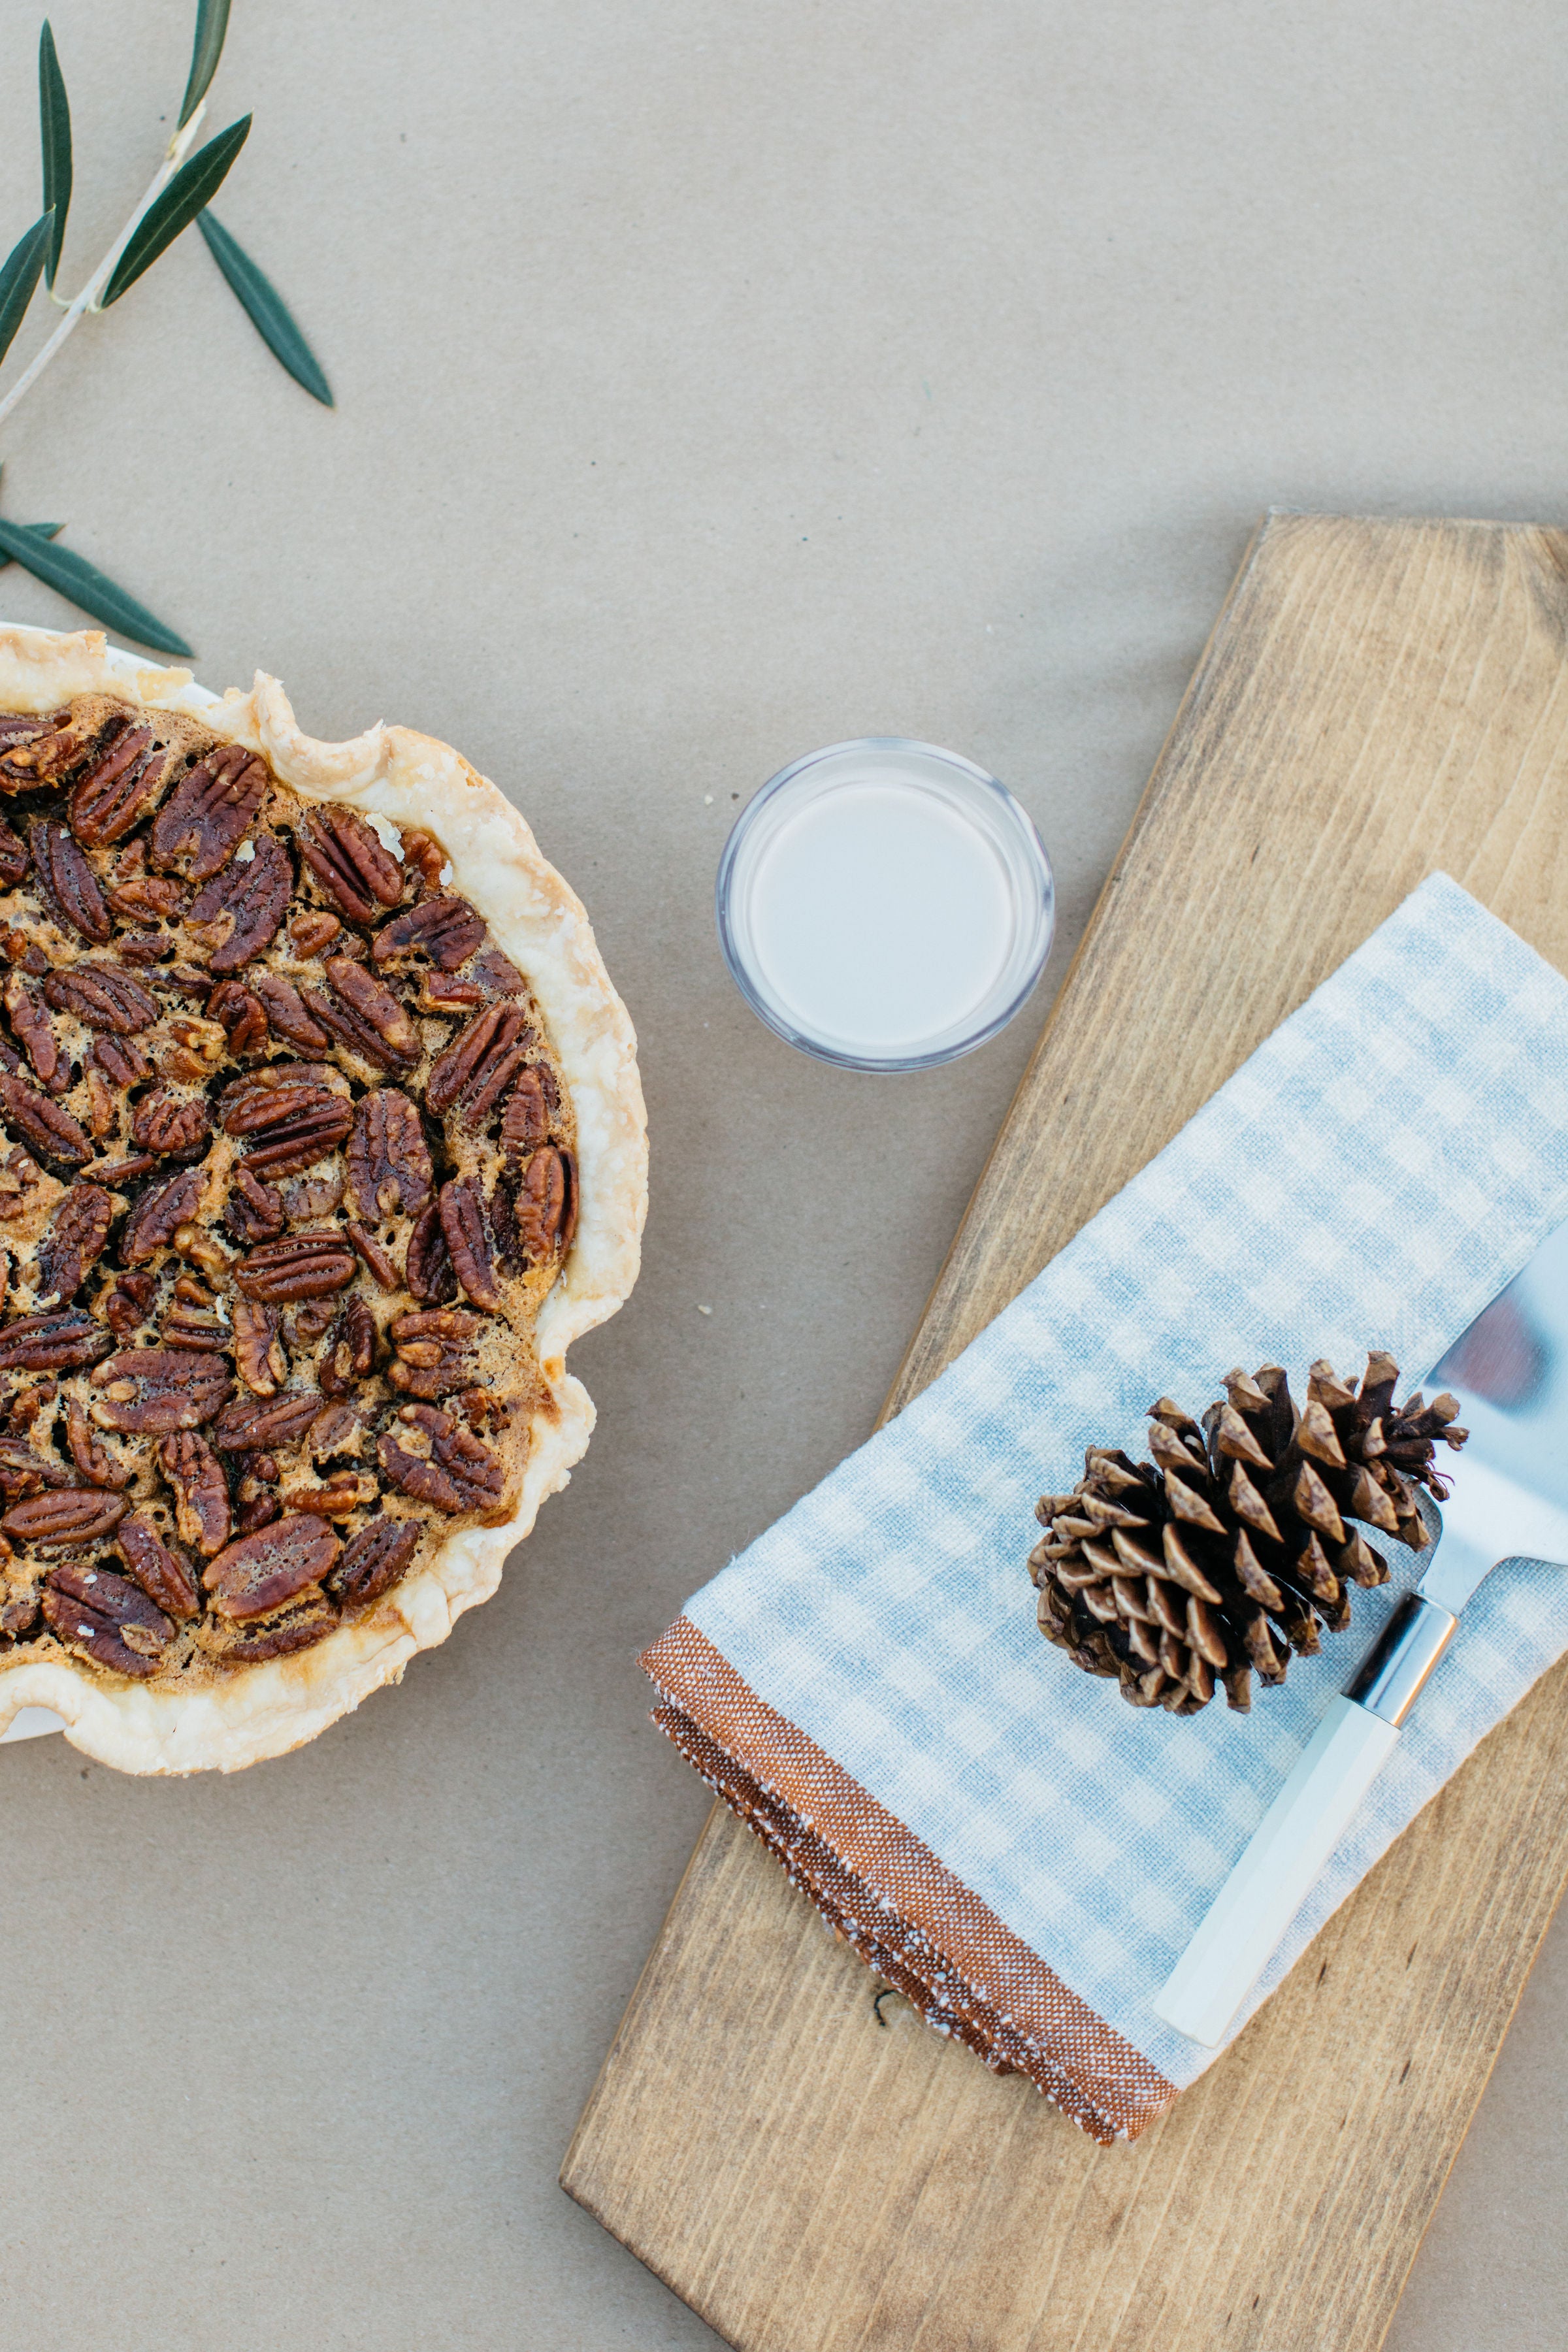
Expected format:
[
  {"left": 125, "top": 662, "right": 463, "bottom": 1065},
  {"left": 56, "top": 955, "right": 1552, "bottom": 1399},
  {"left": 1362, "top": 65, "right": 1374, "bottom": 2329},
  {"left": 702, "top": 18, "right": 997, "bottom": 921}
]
[{"left": 1347, "top": 1593, "right": 1459, "bottom": 1727}]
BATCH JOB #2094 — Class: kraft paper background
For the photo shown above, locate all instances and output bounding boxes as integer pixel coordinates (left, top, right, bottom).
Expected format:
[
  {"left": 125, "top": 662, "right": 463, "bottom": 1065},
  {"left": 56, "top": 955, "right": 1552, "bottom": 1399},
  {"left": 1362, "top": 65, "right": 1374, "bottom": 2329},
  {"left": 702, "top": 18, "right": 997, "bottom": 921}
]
[{"left": 0, "top": 3, "right": 1563, "bottom": 2346}]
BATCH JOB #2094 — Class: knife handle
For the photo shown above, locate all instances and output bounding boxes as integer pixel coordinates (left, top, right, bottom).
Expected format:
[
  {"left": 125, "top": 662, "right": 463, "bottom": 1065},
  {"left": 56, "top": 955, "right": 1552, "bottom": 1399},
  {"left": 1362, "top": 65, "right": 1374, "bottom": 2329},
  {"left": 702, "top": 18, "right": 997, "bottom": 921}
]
[
  {"left": 1153, "top": 1595, "right": 1460, "bottom": 2048},
  {"left": 1152, "top": 1695, "right": 1399, "bottom": 2047}
]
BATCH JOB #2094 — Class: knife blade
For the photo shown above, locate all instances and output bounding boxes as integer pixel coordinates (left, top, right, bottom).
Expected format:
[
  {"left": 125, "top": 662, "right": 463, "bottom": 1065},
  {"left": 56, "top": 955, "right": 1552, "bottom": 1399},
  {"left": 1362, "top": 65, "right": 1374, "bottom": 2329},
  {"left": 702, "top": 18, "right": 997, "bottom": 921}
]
[{"left": 1154, "top": 1216, "right": 1568, "bottom": 2048}]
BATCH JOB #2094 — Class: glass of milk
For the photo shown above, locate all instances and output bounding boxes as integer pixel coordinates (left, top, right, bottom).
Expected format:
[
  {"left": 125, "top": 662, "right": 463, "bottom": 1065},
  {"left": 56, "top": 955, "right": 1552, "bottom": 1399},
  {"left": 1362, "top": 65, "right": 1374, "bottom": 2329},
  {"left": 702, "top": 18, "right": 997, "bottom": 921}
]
[{"left": 717, "top": 738, "right": 1054, "bottom": 1070}]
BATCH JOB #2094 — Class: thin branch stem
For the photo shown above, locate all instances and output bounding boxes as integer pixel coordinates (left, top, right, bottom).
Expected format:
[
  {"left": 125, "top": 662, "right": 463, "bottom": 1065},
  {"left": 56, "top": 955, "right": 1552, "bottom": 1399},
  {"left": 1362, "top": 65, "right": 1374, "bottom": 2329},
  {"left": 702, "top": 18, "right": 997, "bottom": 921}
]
[{"left": 0, "top": 101, "right": 208, "bottom": 437}]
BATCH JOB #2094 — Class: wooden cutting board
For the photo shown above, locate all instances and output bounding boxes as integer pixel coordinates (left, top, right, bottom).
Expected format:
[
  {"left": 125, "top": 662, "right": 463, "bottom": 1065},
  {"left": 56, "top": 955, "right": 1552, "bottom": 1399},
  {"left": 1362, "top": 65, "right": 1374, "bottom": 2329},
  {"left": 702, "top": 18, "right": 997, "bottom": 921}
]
[{"left": 563, "top": 512, "right": 1568, "bottom": 2352}]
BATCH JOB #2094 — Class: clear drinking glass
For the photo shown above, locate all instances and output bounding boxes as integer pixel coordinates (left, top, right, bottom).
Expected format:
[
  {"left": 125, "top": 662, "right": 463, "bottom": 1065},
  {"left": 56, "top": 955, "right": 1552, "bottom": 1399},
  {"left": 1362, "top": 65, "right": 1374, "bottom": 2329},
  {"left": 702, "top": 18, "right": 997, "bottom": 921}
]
[{"left": 716, "top": 738, "right": 1054, "bottom": 1072}]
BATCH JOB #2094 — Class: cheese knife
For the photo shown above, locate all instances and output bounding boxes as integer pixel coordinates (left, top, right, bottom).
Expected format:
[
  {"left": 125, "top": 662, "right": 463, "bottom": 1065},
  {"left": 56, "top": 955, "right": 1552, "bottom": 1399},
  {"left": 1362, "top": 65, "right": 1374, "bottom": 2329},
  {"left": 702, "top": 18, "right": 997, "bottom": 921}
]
[{"left": 1155, "top": 1217, "right": 1568, "bottom": 2048}]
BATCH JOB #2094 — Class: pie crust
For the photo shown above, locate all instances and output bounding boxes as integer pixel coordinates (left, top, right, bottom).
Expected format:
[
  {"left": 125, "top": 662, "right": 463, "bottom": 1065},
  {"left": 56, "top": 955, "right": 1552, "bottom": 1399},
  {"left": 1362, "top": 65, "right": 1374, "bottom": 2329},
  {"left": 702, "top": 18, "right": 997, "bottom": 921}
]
[{"left": 0, "top": 624, "right": 647, "bottom": 1772}]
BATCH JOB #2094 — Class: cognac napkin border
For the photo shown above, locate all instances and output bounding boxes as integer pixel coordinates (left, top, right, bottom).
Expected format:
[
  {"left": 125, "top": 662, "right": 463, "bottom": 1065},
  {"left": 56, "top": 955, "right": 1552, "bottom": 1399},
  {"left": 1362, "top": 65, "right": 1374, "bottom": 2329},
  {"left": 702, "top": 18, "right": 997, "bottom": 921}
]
[{"left": 645, "top": 876, "right": 1568, "bottom": 2142}]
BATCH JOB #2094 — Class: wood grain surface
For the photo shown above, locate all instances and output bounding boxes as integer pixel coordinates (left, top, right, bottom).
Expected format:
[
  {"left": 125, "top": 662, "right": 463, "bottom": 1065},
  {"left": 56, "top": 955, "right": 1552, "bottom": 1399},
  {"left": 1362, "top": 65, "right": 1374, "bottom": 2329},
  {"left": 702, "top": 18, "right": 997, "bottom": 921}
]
[{"left": 563, "top": 512, "right": 1568, "bottom": 2352}]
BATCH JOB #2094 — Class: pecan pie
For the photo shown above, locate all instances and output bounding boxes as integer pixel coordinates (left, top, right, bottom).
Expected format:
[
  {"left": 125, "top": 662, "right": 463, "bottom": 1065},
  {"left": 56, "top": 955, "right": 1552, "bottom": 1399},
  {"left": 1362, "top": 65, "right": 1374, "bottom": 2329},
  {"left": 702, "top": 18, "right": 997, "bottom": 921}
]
[{"left": 0, "top": 626, "right": 646, "bottom": 1772}]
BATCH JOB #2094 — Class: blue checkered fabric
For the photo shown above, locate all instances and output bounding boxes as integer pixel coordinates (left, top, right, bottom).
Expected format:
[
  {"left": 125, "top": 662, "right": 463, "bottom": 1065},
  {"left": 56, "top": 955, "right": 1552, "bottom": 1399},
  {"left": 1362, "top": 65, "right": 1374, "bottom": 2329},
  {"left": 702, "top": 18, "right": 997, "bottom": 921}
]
[{"left": 683, "top": 875, "right": 1568, "bottom": 2085}]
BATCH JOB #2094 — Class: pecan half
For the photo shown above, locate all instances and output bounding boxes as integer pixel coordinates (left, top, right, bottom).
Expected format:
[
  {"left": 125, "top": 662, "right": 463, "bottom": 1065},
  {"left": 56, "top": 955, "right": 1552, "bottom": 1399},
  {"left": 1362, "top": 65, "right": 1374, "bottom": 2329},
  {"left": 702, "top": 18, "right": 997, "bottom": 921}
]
[
  {"left": 4, "top": 972, "right": 62, "bottom": 1088},
  {"left": 299, "top": 808, "right": 404, "bottom": 924},
  {"left": 116, "top": 1509, "right": 199, "bottom": 1618},
  {"left": 123, "top": 1167, "right": 203, "bottom": 1263},
  {"left": 206, "top": 977, "right": 268, "bottom": 1055},
  {"left": 91, "top": 1034, "right": 153, "bottom": 1087},
  {"left": 500, "top": 1066, "right": 549, "bottom": 1162},
  {"left": 68, "top": 722, "right": 183, "bottom": 847},
  {"left": 438, "top": 1177, "right": 502, "bottom": 1310},
  {"left": 219, "top": 1061, "right": 340, "bottom": 1130},
  {"left": 234, "top": 1230, "right": 357, "bottom": 1303},
  {"left": 88, "top": 1347, "right": 233, "bottom": 1432},
  {"left": 426, "top": 1003, "right": 533, "bottom": 1122},
  {"left": 131, "top": 1088, "right": 212, "bottom": 1161},
  {"left": 65, "top": 1399, "right": 132, "bottom": 1490},
  {"left": 84, "top": 1069, "right": 116, "bottom": 1138},
  {"left": 318, "top": 1297, "right": 377, "bottom": 1396},
  {"left": 404, "top": 1200, "right": 457, "bottom": 1303},
  {"left": 517, "top": 1145, "right": 572, "bottom": 1262},
  {"left": 388, "top": 1307, "right": 480, "bottom": 1400},
  {"left": 416, "top": 973, "right": 482, "bottom": 1014},
  {"left": 220, "top": 1606, "right": 337, "bottom": 1662},
  {"left": 106, "top": 872, "right": 186, "bottom": 922},
  {"left": 0, "top": 1145, "right": 44, "bottom": 1220},
  {"left": 3, "top": 1487, "right": 129, "bottom": 1550},
  {"left": 42, "top": 961, "right": 160, "bottom": 1034},
  {"left": 327, "top": 1515, "right": 420, "bottom": 1607},
  {"left": 0, "top": 1433, "right": 73, "bottom": 1496},
  {"left": 149, "top": 744, "right": 268, "bottom": 880},
  {"left": 187, "top": 830, "right": 291, "bottom": 972},
  {"left": 372, "top": 894, "right": 487, "bottom": 972},
  {"left": 41, "top": 1562, "right": 171, "bottom": 1676},
  {"left": 29, "top": 817, "right": 110, "bottom": 944},
  {"left": 287, "top": 909, "right": 341, "bottom": 958},
  {"left": 379, "top": 1403, "right": 505, "bottom": 1516},
  {"left": 212, "top": 1388, "right": 325, "bottom": 1453},
  {"left": 220, "top": 1068, "right": 353, "bottom": 1179},
  {"left": 206, "top": 1512, "right": 341, "bottom": 1620},
  {"left": 346, "top": 1087, "right": 433, "bottom": 1220},
  {"left": 301, "top": 958, "right": 419, "bottom": 1073},
  {"left": 248, "top": 968, "right": 327, "bottom": 1049},
  {"left": 0, "top": 1310, "right": 112, "bottom": 1371},
  {"left": 157, "top": 1432, "right": 231, "bottom": 1556},
  {"left": 0, "top": 1070, "right": 91, "bottom": 1168},
  {"left": 281, "top": 1471, "right": 378, "bottom": 1518},
  {"left": 233, "top": 1298, "right": 287, "bottom": 1396},
  {"left": 37, "top": 1183, "right": 113, "bottom": 1305}
]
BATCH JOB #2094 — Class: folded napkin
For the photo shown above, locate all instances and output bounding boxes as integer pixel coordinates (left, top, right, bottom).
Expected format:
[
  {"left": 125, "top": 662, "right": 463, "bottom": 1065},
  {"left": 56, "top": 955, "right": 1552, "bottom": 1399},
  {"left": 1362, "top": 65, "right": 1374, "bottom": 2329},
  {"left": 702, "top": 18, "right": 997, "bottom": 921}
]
[{"left": 645, "top": 875, "right": 1568, "bottom": 2141}]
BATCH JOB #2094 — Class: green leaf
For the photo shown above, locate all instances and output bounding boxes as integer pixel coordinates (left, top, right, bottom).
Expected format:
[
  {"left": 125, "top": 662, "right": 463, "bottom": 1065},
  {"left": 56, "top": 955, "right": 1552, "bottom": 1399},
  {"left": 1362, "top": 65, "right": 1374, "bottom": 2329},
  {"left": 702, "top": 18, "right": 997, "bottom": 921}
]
[
  {"left": 38, "top": 22, "right": 72, "bottom": 290},
  {"left": 178, "top": 0, "right": 232, "bottom": 130},
  {"left": 101, "top": 114, "right": 250, "bottom": 308},
  {"left": 0, "top": 522, "right": 63, "bottom": 573},
  {"left": 197, "top": 210, "right": 334, "bottom": 405},
  {"left": 0, "top": 212, "right": 52, "bottom": 369},
  {"left": 0, "top": 518, "right": 192, "bottom": 656}
]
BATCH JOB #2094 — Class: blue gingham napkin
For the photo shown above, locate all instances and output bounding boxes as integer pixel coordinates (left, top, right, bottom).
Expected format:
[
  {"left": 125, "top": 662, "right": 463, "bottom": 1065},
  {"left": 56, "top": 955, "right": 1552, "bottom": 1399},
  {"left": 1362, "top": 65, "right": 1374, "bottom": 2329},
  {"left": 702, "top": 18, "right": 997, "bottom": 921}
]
[{"left": 651, "top": 875, "right": 1568, "bottom": 2113}]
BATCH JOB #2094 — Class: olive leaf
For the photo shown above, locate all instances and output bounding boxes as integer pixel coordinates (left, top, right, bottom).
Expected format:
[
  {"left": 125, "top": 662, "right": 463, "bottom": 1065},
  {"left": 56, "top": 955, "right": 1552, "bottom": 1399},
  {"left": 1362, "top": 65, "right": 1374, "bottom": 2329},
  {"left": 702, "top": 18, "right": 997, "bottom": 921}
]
[
  {"left": 101, "top": 114, "right": 250, "bottom": 310},
  {"left": 197, "top": 210, "right": 333, "bottom": 405},
  {"left": 38, "top": 20, "right": 72, "bottom": 290},
  {"left": 0, "top": 521, "right": 63, "bottom": 571},
  {"left": 0, "top": 514, "right": 192, "bottom": 657},
  {"left": 0, "top": 212, "right": 53, "bottom": 370},
  {"left": 178, "top": 0, "right": 232, "bottom": 132}
]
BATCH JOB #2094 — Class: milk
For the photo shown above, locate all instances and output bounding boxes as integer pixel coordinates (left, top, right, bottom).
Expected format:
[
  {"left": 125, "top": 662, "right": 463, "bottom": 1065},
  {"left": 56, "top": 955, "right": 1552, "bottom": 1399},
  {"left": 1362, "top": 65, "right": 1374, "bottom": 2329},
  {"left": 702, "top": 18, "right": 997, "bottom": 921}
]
[
  {"left": 747, "top": 779, "right": 1014, "bottom": 1053},
  {"left": 719, "top": 738, "right": 1054, "bottom": 1068}
]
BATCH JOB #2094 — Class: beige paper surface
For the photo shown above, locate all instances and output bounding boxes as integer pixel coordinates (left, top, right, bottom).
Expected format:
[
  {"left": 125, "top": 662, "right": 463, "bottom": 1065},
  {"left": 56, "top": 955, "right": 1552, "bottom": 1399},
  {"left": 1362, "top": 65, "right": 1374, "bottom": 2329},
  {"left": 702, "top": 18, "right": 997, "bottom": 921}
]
[{"left": 0, "top": 1, "right": 1562, "bottom": 2344}]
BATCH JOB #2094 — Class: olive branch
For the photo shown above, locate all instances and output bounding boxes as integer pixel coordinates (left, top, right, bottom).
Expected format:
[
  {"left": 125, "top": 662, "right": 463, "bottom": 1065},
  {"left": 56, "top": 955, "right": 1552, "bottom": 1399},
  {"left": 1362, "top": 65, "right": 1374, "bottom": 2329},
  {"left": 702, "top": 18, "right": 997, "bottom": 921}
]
[{"left": 0, "top": 1, "right": 333, "bottom": 660}]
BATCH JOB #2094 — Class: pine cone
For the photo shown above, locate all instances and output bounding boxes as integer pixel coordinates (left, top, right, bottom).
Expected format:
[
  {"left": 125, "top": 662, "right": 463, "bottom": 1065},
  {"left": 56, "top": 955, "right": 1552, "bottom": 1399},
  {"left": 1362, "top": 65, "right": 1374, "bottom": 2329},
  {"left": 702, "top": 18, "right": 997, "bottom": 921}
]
[{"left": 1028, "top": 1353, "right": 1469, "bottom": 1717}]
